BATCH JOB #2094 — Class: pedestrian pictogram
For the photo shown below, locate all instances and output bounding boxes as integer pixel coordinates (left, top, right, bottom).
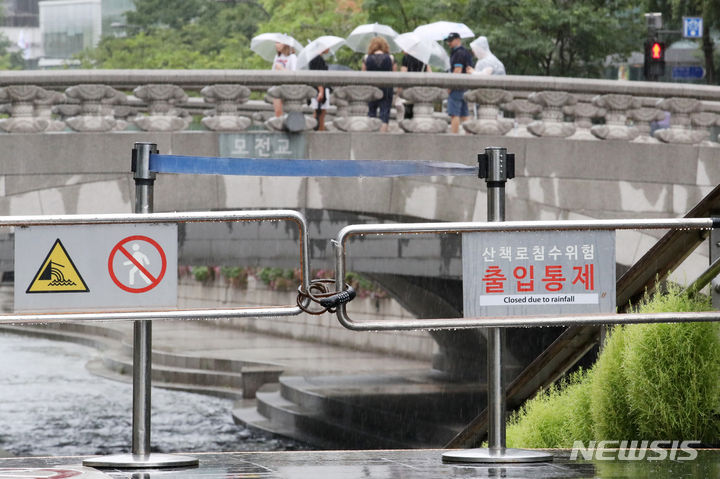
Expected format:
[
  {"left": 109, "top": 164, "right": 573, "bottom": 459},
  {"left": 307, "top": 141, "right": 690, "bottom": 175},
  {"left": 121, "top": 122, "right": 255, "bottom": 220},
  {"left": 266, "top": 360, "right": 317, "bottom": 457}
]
[
  {"left": 108, "top": 235, "right": 167, "bottom": 293},
  {"left": 26, "top": 239, "right": 89, "bottom": 294}
]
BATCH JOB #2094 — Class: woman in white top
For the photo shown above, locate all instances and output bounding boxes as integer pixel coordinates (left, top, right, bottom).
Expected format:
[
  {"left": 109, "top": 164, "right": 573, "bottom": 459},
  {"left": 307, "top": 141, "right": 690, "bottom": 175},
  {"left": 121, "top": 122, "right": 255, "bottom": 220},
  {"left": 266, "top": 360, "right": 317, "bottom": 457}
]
[{"left": 272, "top": 42, "right": 297, "bottom": 117}]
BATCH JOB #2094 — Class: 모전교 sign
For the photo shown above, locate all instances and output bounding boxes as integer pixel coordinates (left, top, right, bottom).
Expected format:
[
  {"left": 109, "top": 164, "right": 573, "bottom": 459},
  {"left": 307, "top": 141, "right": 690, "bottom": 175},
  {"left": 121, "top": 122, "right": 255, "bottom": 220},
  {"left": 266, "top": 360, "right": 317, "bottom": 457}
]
[{"left": 462, "top": 230, "right": 615, "bottom": 317}]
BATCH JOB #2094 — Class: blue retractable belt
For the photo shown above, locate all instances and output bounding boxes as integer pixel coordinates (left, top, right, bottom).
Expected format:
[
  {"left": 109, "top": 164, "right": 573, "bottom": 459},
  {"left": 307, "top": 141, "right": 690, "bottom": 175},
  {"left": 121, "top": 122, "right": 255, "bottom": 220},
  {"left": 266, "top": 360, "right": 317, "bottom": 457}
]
[{"left": 149, "top": 154, "right": 478, "bottom": 178}]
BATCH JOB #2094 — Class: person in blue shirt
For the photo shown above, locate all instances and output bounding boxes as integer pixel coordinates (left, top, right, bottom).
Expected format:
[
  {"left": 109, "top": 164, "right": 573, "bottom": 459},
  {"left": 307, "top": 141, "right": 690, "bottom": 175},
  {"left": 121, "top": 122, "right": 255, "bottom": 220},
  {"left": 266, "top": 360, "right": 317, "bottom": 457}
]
[{"left": 444, "top": 32, "right": 472, "bottom": 134}]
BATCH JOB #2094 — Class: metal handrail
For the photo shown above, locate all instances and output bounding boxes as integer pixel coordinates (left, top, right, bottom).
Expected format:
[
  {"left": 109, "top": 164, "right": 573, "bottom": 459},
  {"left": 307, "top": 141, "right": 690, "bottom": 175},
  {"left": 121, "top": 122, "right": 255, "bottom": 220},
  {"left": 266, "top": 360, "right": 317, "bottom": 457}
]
[
  {"left": 0, "top": 209, "right": 310, "bottom": 324},
  {"left": 334, "top": 217, "right": 719, "bottom": 331}
]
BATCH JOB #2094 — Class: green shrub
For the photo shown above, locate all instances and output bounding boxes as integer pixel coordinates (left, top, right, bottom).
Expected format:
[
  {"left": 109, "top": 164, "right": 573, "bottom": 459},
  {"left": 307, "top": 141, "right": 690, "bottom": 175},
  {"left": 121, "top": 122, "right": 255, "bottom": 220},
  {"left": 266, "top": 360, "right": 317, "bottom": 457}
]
[
  {"left": 191, "top": 266, "right": 211, "bottom": 282},
  {"left": 590, "top": 325, "right": 637, "bottom": 439},
  {"left": 505, "top": 285, "right": 720, "bottom": 447},
  {"left": 507, "top": 369, "right": 594, "bottom": 448},
  {"left": 621, "top": 287, "right": 719, "bottom": 442}
]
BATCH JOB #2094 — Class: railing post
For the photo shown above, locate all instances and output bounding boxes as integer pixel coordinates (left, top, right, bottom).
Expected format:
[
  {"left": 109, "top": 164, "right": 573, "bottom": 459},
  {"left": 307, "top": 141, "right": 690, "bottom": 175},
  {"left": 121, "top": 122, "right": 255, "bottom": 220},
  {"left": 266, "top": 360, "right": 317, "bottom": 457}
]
[
  {"left": 83, "top": 143, "right": 198, "bottom": 469},
  {"left": 443, "top": 147, "right": 552, "bottom": 463},
  {"left": 131, "top": 142, "right": 156, "bottom": 459}
]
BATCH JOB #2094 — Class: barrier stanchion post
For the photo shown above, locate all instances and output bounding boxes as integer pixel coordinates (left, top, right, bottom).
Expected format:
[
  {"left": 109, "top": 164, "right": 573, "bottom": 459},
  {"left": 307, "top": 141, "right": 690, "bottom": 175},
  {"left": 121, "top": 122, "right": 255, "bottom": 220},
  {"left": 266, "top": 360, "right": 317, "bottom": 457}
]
[
  {"left": 443, "top": 147, "right": 553, "bottom": 463},
  {"left": 83, "top": 143, "right": 198, "bottom": 469}
]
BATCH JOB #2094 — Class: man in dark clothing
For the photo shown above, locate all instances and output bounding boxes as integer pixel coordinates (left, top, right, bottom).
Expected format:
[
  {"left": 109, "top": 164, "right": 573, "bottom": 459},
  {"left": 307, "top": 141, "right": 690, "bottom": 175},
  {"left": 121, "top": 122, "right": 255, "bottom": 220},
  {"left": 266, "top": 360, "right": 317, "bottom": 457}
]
[
  {"left": 309, "top": 49, "right": 330, "bottom": 131},
  {"left": 445, "top": 32, "right": 472, "bottom": 133},
  {"left": 400, "top": 53, "right": 430, "bottom": 119}
]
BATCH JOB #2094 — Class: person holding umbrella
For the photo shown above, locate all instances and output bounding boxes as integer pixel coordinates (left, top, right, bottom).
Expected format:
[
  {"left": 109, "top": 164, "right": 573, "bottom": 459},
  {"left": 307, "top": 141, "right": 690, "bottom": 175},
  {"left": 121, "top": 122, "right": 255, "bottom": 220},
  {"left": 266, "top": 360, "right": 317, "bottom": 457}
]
[
  {"left": 308, "top": 48, "right": 331, "bottom": 131},
  {"left": 362, "top": 36, "right": 396, "bottom": 133},
  {"left": 400, "top": 53, "right": 430, "bottom": 120},
  {"left": 444, "top": 32, "right": 473, "bottom": 134},
  {"left": 297, "top": 36, "right": 346, "bottom": 131},
  {"left": 251, "top": 33, "right": 303, "bottom": 120},
  {"left": 271, "top": 42, "right": 298, "bottom": 117}
]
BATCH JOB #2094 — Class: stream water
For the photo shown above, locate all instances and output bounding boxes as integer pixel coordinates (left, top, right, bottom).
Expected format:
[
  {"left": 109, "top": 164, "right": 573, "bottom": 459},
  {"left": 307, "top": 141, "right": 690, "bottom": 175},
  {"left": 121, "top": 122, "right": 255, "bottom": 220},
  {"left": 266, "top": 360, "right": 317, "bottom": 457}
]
[{"left": 0, "top": 332, "right": 303, "bottom": 457}]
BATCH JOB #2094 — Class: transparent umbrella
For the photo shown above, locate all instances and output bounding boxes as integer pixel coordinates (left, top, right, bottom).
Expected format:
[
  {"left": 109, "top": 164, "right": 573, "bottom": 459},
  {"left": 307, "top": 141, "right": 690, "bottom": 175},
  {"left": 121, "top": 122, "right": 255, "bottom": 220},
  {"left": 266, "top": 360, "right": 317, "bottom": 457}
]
[
  {"left": 250, "top": 32, "right": 304, "bottom": 62},
  {"left": 346, "top": 23, "right": 400, "bottom": 53},
  {"left": 395, "top": 32, "right": 450, "bottom": 70},
  {"left": 413, "top": 21, "right": 474, "bottom": 41},
  {"left": 297, "top": 36, "right": 347, "bottom": 70}
]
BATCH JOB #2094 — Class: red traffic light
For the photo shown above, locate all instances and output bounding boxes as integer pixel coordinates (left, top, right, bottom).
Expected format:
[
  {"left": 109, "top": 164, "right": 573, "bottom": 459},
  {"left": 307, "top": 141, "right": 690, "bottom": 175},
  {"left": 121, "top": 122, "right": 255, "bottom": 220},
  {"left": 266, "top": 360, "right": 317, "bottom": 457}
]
[{"left": 651, "top": 42, "right": 663, "bottom": 60}]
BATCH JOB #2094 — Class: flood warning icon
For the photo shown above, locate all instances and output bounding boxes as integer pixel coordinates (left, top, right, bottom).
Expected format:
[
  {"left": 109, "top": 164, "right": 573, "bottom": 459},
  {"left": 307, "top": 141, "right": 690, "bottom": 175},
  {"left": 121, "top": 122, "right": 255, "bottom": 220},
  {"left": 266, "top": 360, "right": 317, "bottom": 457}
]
[{"left": 26, "top": 239, "right": 89, "bottom": 293}]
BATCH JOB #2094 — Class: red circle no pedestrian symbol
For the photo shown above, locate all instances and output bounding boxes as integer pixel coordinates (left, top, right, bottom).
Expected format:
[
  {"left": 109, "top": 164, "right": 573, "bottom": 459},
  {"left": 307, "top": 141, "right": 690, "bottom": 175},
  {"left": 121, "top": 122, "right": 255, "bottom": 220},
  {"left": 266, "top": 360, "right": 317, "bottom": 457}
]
[{"left": 108, "top": 235, "right": 167, "bottom": 293}]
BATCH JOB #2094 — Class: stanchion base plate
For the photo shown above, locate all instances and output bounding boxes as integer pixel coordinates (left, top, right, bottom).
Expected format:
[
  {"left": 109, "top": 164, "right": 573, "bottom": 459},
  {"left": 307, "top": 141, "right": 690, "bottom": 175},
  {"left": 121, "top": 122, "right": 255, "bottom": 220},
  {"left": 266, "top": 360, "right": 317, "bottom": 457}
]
[
  {"left": 83, "top": 453, "right": 199, "bottom": 469},
  {"left": 442, "top": 447, "right": 553, "bottom": 463}
]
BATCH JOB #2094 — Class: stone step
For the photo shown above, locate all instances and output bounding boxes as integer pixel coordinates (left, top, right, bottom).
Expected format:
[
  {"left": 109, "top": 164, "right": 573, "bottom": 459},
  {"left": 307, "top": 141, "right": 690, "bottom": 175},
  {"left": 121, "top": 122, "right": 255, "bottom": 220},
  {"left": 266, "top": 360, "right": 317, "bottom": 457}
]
[
  {"left": 246, "top": 387, "right": 424, "bottom": 450},
  {"left": 100, "top": 347, "right": 245, "bottom": 389},
  {"left": 0, "top": 324, "right": 283, "bottom": 400},
  {"left": 281, "top": 374, "right": 485, "bottom": 421},
  {"left": 239, "top": 373, "right": 486, "bottom": 449},
  {"left": 117, "top": 341, "right": 276, "bottom": 374},
  {"left": 86, "top": 358, "right": 242, "bottom": 400}
]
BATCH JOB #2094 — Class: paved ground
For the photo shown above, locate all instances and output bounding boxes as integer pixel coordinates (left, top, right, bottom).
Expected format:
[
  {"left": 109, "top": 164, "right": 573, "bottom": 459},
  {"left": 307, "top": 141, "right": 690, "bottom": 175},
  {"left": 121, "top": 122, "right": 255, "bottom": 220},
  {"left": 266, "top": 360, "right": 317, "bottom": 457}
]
[
  {"left": 131, "top": 319, "right": 430, "bottom": 376},
  {"left": 1, "top": 449, "right": 719, "bottom": 478}
]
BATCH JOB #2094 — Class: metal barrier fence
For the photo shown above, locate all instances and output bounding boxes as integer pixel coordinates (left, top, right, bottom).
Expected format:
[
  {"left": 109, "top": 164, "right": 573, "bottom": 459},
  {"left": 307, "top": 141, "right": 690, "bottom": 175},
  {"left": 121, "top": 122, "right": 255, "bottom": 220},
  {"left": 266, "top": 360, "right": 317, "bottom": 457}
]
[
  {"left": 334, "top": 216, "right": 720, "bottom": 464},
  {"left": 4, "top": 141, "right": 720, "bottom": 467},
  {"left": 332, "top": 147, "right": 720, "bottom": 464},
  {"left": 66, "top": 144, "right": 314, "bottom": 469},
  {"left": 0, "top": 210, "right": 310, "bottom": 325},
  {"left": 333, "top": 216, "right": 720, "bottom": 331}
]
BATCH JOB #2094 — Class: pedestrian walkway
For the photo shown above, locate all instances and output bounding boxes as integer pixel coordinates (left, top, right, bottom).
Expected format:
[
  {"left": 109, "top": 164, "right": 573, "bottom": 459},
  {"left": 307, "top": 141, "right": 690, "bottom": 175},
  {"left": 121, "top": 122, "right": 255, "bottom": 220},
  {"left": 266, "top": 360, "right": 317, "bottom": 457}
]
[
  {"left": 1, "top": 449, "right": 719, "bottom": 479},
  {"left": 149, "top": 319, "right": 429, "bottom": 376},
  {"left": 0, "top": 319, "right": 430, "bottom": 391}
]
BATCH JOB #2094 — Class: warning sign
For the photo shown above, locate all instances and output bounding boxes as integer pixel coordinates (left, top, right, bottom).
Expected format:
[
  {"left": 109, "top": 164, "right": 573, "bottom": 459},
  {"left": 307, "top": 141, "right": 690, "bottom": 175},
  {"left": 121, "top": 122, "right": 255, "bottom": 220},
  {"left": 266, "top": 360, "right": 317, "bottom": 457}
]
[
  {"left": 26, "top": 239, "right": 89, "bottom": 294},
  {"left": 14, "top": 224, "right": 177, "bottom": 313},
  {"left": 108, "top": 235, "right": 167, "bottom": 293}
]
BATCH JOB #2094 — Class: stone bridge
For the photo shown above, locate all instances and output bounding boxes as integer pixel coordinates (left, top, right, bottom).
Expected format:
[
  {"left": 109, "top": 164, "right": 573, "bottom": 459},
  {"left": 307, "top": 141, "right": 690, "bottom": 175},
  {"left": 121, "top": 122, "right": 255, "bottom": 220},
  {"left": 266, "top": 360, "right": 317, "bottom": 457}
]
[{"left": 0, "top": 70, "right": 718, "bottom": 378}]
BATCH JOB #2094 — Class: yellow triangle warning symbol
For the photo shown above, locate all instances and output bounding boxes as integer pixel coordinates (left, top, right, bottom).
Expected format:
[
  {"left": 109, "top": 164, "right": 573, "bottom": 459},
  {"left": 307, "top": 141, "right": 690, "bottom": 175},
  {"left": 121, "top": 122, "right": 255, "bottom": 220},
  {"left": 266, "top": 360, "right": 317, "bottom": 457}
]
[{"left": 26, "top": 239, "right": 89, "bottom": 293}]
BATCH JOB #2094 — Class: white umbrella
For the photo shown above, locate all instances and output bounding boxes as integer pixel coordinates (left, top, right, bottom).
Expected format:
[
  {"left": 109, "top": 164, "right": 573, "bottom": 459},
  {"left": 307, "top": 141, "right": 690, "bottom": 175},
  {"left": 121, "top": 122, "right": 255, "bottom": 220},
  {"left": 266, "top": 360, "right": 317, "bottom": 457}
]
[
  {"left": 250, "top": 32, "right": 304, "bottom": 62},
  {"left": 346, "top": 23, "right": 400, "bottom": 53},
  {"left": 413, "top": 21, "right": 474, "bottom": 41},
  {"left": 395, "top": 32, "right": 450, "bottom": 70},
  {"left": 297, "top": 36, "right": 347, "bottom": 70}
]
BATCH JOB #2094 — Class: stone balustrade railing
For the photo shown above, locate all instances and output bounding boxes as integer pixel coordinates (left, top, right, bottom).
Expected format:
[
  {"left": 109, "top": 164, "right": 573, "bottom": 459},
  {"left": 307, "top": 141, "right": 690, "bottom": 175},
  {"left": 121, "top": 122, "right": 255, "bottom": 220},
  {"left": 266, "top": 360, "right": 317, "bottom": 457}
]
[{"left": 0, "top": 69, "right": 717, "bottom": 144}]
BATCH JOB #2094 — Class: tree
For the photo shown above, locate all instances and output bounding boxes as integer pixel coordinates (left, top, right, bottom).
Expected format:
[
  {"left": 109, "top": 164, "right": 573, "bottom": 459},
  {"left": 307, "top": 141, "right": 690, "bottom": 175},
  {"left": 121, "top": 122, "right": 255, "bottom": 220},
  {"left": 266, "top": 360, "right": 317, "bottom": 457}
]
[
  {"left": 362, "top": 0, "right": 468, "bottom": 33},
  {"left": 0, "top": 6, "right": 25, "bottom": 70},
  {"left": 648, "top": 0, "right": 719, "bottom": 84},
  {"left": 464, "top": 0, "right": 646, "bottom": 77},
  {"left": 79, "top": 0, "right": 269, "bottom": 68},
  {"left": 256, "top": 0, "right": 367, "bottom": 66}
]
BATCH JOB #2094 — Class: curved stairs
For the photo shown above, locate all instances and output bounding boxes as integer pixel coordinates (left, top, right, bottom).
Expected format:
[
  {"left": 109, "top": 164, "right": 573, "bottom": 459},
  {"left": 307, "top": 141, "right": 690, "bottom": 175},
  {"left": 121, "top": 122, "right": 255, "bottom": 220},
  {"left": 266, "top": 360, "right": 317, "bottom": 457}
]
[
  {"left": 233, "top": 373, "right": 486, "bottom": 449},
  {"left": 0, "top": 323, "right": 282, "bottom": 400}
]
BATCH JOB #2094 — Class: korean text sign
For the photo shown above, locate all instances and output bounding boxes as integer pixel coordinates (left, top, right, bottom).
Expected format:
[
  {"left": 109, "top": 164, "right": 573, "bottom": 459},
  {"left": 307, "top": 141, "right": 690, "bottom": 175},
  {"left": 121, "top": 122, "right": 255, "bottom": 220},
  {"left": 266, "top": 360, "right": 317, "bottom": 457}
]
[{"left": 462, "top": 230, "right": 615, "bottom": 317}]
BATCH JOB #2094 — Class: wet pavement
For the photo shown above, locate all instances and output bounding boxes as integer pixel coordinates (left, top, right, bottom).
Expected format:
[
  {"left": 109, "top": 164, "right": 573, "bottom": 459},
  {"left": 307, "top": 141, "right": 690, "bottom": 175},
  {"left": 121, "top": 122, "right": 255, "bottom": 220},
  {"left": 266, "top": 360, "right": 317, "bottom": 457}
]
[{"left": 0, "top": 449, "right": 719, "bottom": 478}]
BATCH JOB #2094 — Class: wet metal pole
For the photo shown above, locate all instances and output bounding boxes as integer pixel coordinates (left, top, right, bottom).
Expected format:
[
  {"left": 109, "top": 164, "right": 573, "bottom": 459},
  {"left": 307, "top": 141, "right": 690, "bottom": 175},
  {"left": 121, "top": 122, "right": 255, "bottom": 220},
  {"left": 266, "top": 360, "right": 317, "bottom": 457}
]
[
  {"left": 484, "top": 147, "right": 507, "bottom": 454},
  {"left": 131, "top": 142, "right": 155, "bottom": 458},
  {"left": 84, "top": 143, "right": 198, "bottom": 468},
  {"left": 443, "top": 147, "right": 552, "bottom": 463}
]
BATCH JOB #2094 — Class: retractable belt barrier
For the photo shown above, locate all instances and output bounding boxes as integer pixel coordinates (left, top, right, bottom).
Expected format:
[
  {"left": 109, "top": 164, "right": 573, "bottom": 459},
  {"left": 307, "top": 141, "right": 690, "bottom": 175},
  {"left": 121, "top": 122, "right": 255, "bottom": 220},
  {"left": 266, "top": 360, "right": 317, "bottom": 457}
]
[{"left": 148, "top": 153, "right": 479, "bottom": 178}]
